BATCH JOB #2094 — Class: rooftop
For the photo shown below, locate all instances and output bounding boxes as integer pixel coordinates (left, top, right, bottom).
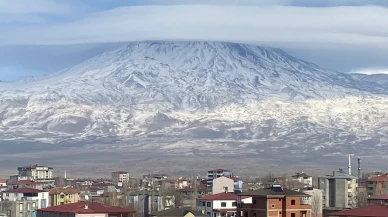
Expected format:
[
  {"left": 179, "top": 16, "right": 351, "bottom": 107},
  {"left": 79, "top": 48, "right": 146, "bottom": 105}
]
[
  {"left": 38, "top": 201, "right": 136, "bottom": 214},
  {"left": 198, "top": 192, "right": 249, "bottom": 200},
  {"left": 8, "top": 180, "right": 44, "bottom": 185},
  {"left": 330, "top": 204, "right": 388, "bottom": 217},
  {"left": 18, "top": 164, "right": 53, "bottom": 170},
  {"left": 368, "top": 175, "right": 388, "bottom": 182},
  {"left": 49, "top": 187, "right": 80, "bottom": 195},
  {"left": 321, "top": 170, "right": 357, "bottom": 180},
  {"left": 3, "top": 188, "right": 46, "bottom": 193},
  {"left": 239, "top": 186, "right": 307, "bottom": 197},
  {"left": 150, "top": 208, "right": 207, "bottom": 217},
  {"left": 368, "top": 194, "right": 388, "bottom": 200}
]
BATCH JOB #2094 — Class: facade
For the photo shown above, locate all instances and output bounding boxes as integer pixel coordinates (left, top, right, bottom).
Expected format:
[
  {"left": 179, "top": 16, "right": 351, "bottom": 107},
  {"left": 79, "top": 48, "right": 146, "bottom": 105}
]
[
  {"left": 320, "top": 170, "right": 357, "bottom": 208},
  {"left": 207, "top": 170, "right": 233, "bottom": 191},
  {"left": 48, "top": 188, "right": 81, "bottom": 207},
  {"left": 7, "top": 180, "right": 46, "bottom": 190},
  {"left": 1, "top": 188, "right": 49, "bottom": 209},
  {"left": 212, "top": 177, "right": 243, "bottom": 195},
  {"left": 237, "top": 184, "right": 312, "bottom": 217},
  {"left": 292, "top": 173, "right": 313, "bottom": 187},
  {"left": 196, "top": 192, "right": 252, "bottom": 217},
  {"left": 366, "top": 175, "right": 388, "bottom": 196},
  {"left": 0, "top": 200, "right": 38, "bottom": 217},
  {"left": 37, "top": 201, "right": 136, "bottom": 217},
  {"left": 0, "top": 179, "right": 6, "bottom": 187},
  {"left": 299, "top": 188, "right": 323, "bottom": 217},
  {"left": 129, "top": 190, "right": 175, "bottom": 217},
  {"left": 17, "top": 165, "right": 53, "bottom": 181},
  {"left": 111, "top": 171, "right": 130, "bottom": 183}
]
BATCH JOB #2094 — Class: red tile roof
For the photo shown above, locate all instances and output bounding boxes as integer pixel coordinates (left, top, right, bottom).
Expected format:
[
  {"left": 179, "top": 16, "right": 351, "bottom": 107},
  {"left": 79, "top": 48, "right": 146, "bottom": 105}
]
[
  {"left": 8, "top": 180, "right": 44, "bottom": 185},
  {"left": 3, "top": 188, "right": 46, "bottom": 193},
  {"left": 0, "top": 179, "right": 7, "bottom": 183},
  {"left": 368, "top": 194, "right": 388, "bottom": 200},
  {"left": 330, "top": 204, "right": 388, "bottom": 217},
  {"left": 197, "top": 192, "right": 249, "bottom": 201},
  {"left": 38, "top": 201, "right": 136, "bottom": 214},
  {"left": 368, "top": 176, "right": 388, "bottom": 182}
]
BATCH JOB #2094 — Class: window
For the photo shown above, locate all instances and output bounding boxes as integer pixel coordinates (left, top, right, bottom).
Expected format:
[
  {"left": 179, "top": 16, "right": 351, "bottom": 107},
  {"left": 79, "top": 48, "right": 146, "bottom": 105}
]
[
  {"left": 32, "top": 202, "right": 36, "bottom": 208},
  {"left": 202, "top": 201, "right": 206, "bottom": 206},
  {"left": 291, "top": 200, "right": 295, "bottom": 205},
  {"left": 291, "top": 213, "right": 295, "bottom": 217},
  {"left": 207, "top": 202, "right": 211, "bottom": 207},
  {"left": 232, "top": 202, "right": 237, "bottom": 207},
  {"left": 19, "top": 204, "right": 24, "bottom": 211},
  {"left": 221, "top": 213, "right": 225, "bottom": 217},
  {"left": 244, "top": 212, "right": 248, "bottom": 217},
  {"left": 253, "top": 200, "right": 256, "bottom": 204},
  {"left": 207, "top": 212, "right": 211, "bottom": 216},
  {"left": 271, "top": 204, "right": 275, "bottom": 208},
  {"left": 221, "top": 202, "right": 227, "bottom": 207},
  {"left": 253, "top": 213, "right": 256, "bottom": 217},
  {"left": 214, "top": 213, "right": 217, "bottom": 217}
]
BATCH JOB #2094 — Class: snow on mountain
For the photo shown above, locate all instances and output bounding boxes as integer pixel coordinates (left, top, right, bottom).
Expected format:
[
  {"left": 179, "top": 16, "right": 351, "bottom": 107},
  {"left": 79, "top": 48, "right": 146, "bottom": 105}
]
[{"left": 1, "top": 41, "right": 388, "bottom": 161}]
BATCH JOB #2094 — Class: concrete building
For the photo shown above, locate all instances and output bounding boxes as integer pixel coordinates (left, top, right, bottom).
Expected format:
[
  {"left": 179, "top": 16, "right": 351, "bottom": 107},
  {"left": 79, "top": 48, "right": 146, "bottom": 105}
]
[
  {"left": 129, "top": 190, "right": 175, "bottom": 217},
  {"left": 36, "top": 201, "right": 136, "bottom": 217},
  {"left": 298, "top": 188, "right": 323, "bottom": 217},
  {"left": 237, "top": 184, "right": 312, "bottom": 217},
  {"left": 207, "top": 169, "right": 233, "bottom": 191},
  {"left": 196, "top": 192, "right": 251, "bottom": 217},
  {"left": 365, "top": 175, "right": 388, "bottom": 196},
  {"left": 111, "top": 171, "right": 130, "bottom": 184},
  {"left": 320, "top": 170, "right": 357, "bottom": 208},
  {"left": 0, "top": 199, "right": 38, "bottom": 217},
  {"left": 1, "top": 188, "right": 49, "bottom": 209},
  {"left": 17, "top": 165, "right": 53, "bottom": 181},
  {"left": 212, "top": 177, "right": 243, "bottom": 195}
]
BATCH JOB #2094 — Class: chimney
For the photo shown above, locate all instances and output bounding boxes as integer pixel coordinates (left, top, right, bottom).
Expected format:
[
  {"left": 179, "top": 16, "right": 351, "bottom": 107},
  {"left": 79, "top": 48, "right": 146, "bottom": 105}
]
[{"left": 84, "top": 204, "right": 88, "bottom": 209}]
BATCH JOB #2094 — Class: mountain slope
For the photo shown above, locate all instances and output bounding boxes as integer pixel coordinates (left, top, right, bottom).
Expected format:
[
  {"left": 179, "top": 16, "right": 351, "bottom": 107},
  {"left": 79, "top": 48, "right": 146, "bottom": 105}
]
[{"left": 1, "top": 41, "right": 388, "bottom": 168}]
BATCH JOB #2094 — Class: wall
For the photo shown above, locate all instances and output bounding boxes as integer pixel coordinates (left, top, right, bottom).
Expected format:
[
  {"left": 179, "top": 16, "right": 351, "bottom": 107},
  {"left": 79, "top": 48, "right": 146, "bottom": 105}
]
[{"left": 213, "top": 177, "right": 234, "bottom": 195}]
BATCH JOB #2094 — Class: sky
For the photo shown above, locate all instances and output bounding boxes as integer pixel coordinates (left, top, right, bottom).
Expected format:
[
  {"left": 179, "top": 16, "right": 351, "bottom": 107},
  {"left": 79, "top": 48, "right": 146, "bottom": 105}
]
[{"left": 1, "top": 0, "right": 388, "bottom": 80}]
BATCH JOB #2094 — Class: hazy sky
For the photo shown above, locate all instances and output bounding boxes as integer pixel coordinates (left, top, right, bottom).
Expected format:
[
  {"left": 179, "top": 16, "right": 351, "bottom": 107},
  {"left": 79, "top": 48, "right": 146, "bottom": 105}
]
[{"left": 1, "top": 0, "right": 388, "bottom": 80}]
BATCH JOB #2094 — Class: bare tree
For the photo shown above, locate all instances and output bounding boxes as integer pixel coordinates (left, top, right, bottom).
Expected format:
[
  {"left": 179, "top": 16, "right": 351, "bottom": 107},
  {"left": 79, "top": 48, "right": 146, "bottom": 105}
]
[
  {"left": 310, "top": 191, "right": 322, "bottom": 217},
  {"left": 355, "top": 188, "right": 368, "bottom": 207}
]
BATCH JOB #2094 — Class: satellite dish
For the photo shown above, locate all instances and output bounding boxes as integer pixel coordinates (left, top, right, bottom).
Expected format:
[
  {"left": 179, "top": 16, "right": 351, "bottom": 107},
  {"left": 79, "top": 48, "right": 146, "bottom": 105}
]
[{"left": 85, "top": 195, "right": 89, "bottom": 201}]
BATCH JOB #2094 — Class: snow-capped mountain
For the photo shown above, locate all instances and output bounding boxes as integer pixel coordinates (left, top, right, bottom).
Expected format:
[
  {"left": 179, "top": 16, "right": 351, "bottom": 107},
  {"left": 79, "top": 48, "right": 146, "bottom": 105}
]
[{"left": 1, "top": 41, "right": 388, "bottom": 168}]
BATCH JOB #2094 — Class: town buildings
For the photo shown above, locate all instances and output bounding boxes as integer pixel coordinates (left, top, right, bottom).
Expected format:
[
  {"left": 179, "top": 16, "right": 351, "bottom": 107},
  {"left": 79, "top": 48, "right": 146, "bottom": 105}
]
[
  {"left": 197, "top": 192, "right": 251, "bottom": 217},
  {"left": 36, "top": 201, "right": 136, "bottom": 217},
  {"left": 365, "top": 175, "right": 388, "bottom": 196},
  {"left": 1, "top": 188, "right": 49, "bottom": 209},
  {"left": 237, "top": 184, "right": 312, "bottom": 217},
  {"left": 0, "top": 199, "right": 38, "bottom": 217},
  {"left": 112, "top": 171, "right": 130, "bottom": 184},
  {"left": 320, "top": 170, "right": 358, "bottom": 208},
  {"left": 367, "top": 194, "right": 388, "bottom": 205},
  {"left": 48, "top": 187, "right": 81, "bottom": 206},
  {"left": 151, "top": 208, "right": 208, "bottom": 217},
  {"left": 207, "top": 170, "right": 233, "bottom": 191}
]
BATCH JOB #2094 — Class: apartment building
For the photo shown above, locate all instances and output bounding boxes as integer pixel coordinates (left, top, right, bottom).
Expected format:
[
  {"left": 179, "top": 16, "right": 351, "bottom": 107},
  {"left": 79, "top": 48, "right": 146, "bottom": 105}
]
[
  {"left": 0, "top": 200, "right": 38, "bottom": 217},
  {"left": 207, "top": 169, "right": 233, "bottom": 191},
  {"left": 213, "top": 177, "right": 243, "bottom": 195},
  {"left": 112, "top": 171, "right": 130, "bottom": 183},
  {"left": 1, "top": 188, "right": 49, "bottom": 209},
  {"left": 292, "top": 173, "right": 313, "bottom": 187},
  {"left": 236, "top": 184, "right": 312, "bottom": 217},
  {"left": 320, "top": 170, "right": 357, "bottom": 208},
  {"left": 366, "top": 175, "right": 388, "bottom": 196},
  {"left": 17, "top": 165, "right": 53, "bottom": 180},
  {"left": 48, "top": 187, "right": 81, "bottom": 206},
  {"left": 196, "top": 192, "right": 252, "bottom": 217}
]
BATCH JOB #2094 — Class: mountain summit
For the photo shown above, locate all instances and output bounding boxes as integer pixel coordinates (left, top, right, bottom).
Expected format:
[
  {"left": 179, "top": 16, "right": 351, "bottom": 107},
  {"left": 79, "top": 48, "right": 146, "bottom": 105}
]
[{"left": 9, "top": 41, "right": 383, "bottom": 110}]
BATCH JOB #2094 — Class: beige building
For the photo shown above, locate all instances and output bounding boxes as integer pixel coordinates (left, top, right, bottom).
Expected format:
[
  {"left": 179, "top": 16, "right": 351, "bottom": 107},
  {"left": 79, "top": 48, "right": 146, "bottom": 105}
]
[
  {"left": 112, "top": 171, "right": 130, "bottom": 183},
  {"left": 17, "top": 164, "right": 53, "bottom": 180},
  {"left": 212, "top": 176, "right": 234, "bottom": 194}
]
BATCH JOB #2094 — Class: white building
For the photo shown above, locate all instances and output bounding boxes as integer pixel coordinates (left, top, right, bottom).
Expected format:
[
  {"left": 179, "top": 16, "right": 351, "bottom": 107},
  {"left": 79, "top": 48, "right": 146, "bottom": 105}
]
[
  {"left": 294, "top": 188, "right": 323, "bottom": 217},
  {"left": 196, "top": 192, "right": 251, "bottom": 217},
  {"left": 1, "top": 188, "right": 49, "bottom": 209},
  {"left": 111, "top": 171, "right": 129, "bottom": 183},
  {"left": 292, "top": 172, "right": 313, "bottom": 186}
]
